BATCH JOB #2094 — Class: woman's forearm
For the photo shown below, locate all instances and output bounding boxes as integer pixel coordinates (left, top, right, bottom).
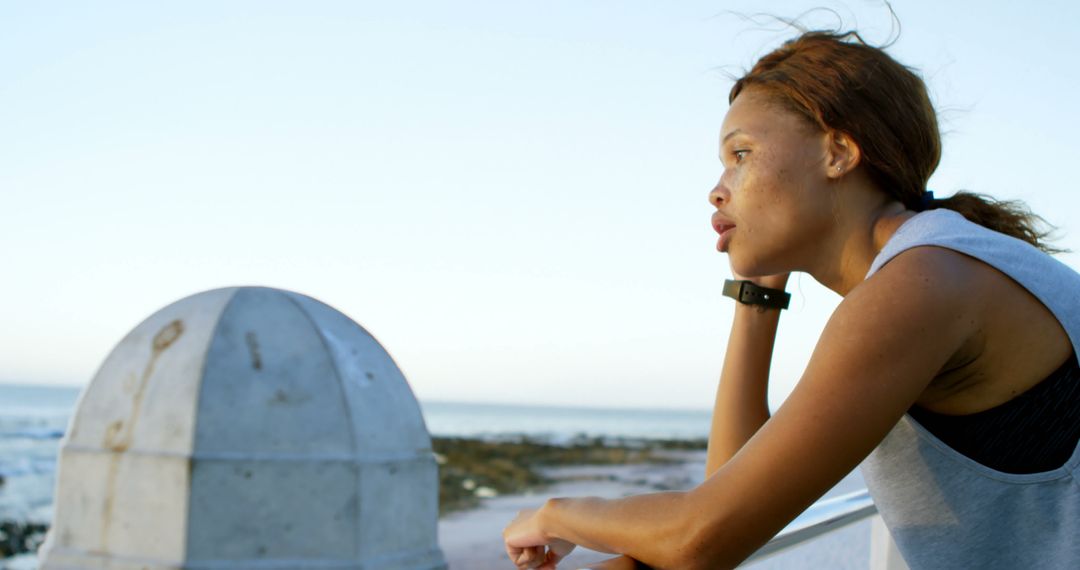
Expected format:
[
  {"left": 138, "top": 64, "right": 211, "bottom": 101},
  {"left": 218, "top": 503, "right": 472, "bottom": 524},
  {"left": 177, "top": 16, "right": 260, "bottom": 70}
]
[
  {"left": 705, "top": 303, "right": 781, "bottom": 476},
  {"left": 537, "top": 491, "right": 703, "bottom": 569}
]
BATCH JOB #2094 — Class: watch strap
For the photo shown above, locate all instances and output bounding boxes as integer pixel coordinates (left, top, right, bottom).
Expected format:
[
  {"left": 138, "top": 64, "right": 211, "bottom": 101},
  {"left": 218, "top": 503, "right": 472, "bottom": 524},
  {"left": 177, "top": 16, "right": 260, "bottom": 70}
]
[{"left": 722, "top": 279, "right": 791, "bottom": 310}]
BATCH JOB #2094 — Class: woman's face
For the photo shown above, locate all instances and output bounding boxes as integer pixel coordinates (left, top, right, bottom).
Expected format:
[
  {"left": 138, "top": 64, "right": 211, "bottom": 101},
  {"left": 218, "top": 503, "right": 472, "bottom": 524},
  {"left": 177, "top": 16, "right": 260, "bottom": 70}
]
[{"left": 709, "top": 89, "right": 836, "bottom": 278}]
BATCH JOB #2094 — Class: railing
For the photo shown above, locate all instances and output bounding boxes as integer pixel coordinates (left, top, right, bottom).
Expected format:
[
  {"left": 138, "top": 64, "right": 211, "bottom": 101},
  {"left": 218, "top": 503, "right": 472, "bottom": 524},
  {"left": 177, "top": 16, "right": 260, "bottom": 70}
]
[
  {"left": 744, "top": 489, "right": 874, "bottom": 563},
  {"left": 743, "top": 489, "right": 910, "bottom": 569},
  {"left": 589, "top": 490, "right": 909, "bottom": 569}
]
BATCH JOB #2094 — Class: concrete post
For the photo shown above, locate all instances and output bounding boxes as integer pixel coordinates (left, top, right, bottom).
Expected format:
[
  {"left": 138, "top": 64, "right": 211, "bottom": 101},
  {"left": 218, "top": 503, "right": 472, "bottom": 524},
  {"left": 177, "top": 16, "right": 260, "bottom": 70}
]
[{"left": 39, "top": 287, "right": 447, "bottom": 569}]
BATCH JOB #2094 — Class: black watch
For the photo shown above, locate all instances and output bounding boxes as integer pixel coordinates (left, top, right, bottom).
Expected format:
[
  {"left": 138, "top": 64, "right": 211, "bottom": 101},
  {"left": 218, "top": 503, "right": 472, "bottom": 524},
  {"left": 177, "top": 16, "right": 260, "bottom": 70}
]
[{"left": 722, "top": 279, "right": 790, "bottom": 310}]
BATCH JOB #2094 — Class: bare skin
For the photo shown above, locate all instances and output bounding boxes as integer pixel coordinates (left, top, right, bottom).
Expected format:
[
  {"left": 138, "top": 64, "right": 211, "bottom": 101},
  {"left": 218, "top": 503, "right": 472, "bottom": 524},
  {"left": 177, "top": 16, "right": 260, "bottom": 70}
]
[{"left": 502, "top": 87, "right": 1072, "bottom": 570}]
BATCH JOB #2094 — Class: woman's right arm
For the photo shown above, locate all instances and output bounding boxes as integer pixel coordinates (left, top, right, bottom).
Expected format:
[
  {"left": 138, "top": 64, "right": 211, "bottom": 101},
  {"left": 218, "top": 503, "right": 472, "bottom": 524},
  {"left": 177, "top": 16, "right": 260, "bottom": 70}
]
[
  {"left": 706, "top": 274, "right": 788, "bottom": 477},
  {"left": 505, "top": 249, "right": 977, "bottom": 569}
]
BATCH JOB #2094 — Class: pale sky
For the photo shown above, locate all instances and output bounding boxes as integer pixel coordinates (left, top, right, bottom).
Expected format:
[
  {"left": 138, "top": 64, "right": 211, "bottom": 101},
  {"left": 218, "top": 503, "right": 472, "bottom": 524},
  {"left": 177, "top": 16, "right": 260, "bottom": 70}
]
[{"left": 3, "top": 1, "right": 1078, "bottom": 410}]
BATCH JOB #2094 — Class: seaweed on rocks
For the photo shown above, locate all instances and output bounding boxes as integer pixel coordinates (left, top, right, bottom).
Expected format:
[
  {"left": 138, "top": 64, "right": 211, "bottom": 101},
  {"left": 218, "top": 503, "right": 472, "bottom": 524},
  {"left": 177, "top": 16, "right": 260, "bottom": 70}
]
[
  {"left": 0, "top": 520, "right": 47, "bottom": 558},
  {"left": 432, "top": 435, "right": 706, "bottom": 515}
]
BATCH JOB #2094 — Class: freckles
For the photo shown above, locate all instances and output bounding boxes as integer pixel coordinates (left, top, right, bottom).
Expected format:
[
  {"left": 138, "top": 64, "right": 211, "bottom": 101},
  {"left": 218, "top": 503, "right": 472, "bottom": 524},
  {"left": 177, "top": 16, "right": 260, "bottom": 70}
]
[{"left": 773, "top": 156, "right": 801, "bottom": 186}]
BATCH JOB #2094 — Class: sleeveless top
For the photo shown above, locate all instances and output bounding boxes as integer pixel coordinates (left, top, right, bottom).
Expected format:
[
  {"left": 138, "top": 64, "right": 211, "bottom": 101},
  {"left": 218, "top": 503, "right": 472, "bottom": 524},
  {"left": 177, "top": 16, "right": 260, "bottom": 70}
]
[
  {"left": 861, "top": 209, "right": 1080, "bottom": 570},
  {"left": 907, "top": 352, "right": 1079, "bottom": 474}
]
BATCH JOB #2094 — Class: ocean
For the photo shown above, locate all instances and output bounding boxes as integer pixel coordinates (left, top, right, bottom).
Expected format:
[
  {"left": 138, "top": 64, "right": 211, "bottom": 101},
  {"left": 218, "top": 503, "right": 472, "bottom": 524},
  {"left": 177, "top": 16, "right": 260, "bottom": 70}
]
[{"left": 0, "top": 383, "right": 710, "bottom": 528}]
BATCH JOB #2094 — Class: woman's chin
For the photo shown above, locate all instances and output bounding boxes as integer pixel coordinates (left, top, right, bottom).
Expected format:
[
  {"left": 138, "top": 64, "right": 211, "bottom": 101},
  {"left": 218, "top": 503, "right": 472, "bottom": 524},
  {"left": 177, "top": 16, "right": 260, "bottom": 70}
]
[
  {"left": 716, "top": 228, "right": 735, "bottom": 252},
  {"left": 730, "top": 259, "right": 782, "bottom": 281}
]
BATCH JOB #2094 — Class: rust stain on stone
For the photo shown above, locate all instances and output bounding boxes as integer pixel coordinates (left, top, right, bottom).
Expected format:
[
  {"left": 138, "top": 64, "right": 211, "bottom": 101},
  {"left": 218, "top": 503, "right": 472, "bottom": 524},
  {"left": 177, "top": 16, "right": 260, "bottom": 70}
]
[
  {"left": 104, "top": 320, "right": 183, "bottom": 452},
  {"left": 100, "top": 449, "right": 121, "bottom": 549},
  {"left": 121, "top": 372, "right": 138, "bottom": 394},
  {"left": 103, "top": 420, "right": 128, "bottom": 452},
  {"left": 245, "top": 331, "right": 263, "bottom": 371},
  {"left": 101, "top": 318, "right": 186, "bottom": 548},
  {"left": 268, "top": 388, "right": 311, "bottom": 406},
  {"left": 153, "top": 319, "right": 184, "bottom": 352}
]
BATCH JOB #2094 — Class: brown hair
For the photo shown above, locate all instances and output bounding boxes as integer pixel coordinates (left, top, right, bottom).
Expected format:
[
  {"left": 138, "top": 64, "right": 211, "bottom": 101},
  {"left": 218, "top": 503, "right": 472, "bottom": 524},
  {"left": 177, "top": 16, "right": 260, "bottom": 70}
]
[{"left": 730, "top": 31, "right": 1062, "bottom": 253}]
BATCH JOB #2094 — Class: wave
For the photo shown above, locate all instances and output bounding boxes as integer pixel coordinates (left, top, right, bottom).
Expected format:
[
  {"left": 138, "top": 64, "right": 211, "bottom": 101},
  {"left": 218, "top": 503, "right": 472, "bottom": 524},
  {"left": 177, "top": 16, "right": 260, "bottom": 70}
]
[
  {"left": 0, "top": 428, "right": 65, "bottom": 440},
  {"left": 0, "top": 457, "right": 58, "bottom": 478}
]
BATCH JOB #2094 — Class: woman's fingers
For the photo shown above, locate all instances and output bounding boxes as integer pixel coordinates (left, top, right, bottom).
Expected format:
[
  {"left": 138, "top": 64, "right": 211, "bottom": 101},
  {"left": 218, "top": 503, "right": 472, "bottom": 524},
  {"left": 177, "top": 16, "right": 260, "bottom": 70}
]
[
  {"left": 506, "top": 542, "right": 538, "bottom": 569},
  {"left": 503, "top": 507, "right": 579, "bottom": 568},
  {"left": 533, "top": 540, "right": 571, "bottom": 570},
  {"left": 512, "top": 543, "right": 578, "bottom": 570},
  {"left": 537, "top": 549, "right": 560, "bottom": 570},
  {"left": 514, "top": 545, "right": 547, "bottom": 568}
]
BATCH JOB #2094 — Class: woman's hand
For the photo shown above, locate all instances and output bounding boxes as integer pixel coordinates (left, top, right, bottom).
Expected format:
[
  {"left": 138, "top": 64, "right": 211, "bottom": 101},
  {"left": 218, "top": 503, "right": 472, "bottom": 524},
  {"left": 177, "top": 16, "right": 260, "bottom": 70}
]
[{"left": 504, "top": 507, "right": 576, "bottom": 569}]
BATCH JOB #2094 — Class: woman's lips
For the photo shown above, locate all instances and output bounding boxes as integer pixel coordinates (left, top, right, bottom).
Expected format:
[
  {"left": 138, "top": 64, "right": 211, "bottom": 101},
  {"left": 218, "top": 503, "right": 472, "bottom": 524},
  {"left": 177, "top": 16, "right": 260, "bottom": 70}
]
[
  {"left": 716, "top": 225, "right": 735, "bottom": 252},
  {"left": 712, "top": 214, "right": 736, "bottom": 252}
]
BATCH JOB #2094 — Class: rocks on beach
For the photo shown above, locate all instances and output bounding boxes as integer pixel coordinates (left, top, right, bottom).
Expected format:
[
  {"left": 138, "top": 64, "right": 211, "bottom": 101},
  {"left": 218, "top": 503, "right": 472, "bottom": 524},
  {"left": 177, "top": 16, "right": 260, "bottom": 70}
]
[
  {"left": 439, "top": 441, "right": 710, "bottom": 569},
  {"left": 434, "top": 435, "right": 704, "bottom": 514},
  {"left": 0, "top": 520, "right": 47, "bottom": 558}
]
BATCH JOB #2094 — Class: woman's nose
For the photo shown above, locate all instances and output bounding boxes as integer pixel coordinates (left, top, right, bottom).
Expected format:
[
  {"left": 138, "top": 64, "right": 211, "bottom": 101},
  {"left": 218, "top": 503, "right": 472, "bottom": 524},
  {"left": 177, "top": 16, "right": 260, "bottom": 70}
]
[{"left": 708, "top": 178, "right": 729, "bottom": 207}]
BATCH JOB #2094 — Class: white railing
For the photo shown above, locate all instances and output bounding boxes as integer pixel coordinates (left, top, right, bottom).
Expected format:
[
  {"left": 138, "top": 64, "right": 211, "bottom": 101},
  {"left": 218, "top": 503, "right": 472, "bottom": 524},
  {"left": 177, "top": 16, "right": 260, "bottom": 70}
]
[
  {"left": 743, "top": 489, "right": 910, "bottom": 569},
  {"left": 589, "top": 490, "right": 909, "bottom": 569},
  {"left": 745, "top": 489, "right": 875, "bottom": 563}
]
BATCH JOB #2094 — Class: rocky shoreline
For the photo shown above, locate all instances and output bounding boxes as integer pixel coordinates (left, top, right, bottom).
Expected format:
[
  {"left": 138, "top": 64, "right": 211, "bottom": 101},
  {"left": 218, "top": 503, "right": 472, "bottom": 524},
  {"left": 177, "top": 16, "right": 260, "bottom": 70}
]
[
  {"left": 0, "top": 520, "right": 47, "bottom": 558},
  {"left": 0, "top": 435, "right": 707, "bottom": 560},
  {"left": 434, "top": 434, "right": 706, "bottom": 514}
]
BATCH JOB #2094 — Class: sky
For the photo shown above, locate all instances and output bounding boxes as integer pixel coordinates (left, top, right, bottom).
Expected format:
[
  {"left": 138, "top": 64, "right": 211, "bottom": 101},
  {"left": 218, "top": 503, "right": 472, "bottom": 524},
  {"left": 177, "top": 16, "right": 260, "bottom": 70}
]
[{"left": 2, "top": 1, "right": 1079, "bottom": 411}]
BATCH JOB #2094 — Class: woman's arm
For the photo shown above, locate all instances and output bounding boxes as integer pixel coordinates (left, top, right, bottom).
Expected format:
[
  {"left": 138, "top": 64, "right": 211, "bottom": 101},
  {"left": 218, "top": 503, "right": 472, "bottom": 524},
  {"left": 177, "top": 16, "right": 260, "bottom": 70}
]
[
  {"left": 707, "top": 271, "right": 790, "bottom": 476},
  {"left": 706, "top": 298, "right": 783, "bottom": 476},
  {"left": 504, "top": 248, "right": 983, "bottom": 569},
  {"left": 504, "top": 492, "right": 692, "bottom": 569}
]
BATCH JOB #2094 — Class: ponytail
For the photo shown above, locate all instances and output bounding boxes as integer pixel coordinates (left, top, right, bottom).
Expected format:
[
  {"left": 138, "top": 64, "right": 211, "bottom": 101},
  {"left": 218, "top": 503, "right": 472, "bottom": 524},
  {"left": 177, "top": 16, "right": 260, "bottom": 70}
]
[{"left": 928, "top": 192, "right": 1065, "bottom": 254}]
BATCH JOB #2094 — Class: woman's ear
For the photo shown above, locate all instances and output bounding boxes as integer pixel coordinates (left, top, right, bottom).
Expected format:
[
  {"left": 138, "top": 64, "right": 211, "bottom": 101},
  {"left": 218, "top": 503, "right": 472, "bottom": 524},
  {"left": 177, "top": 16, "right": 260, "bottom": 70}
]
[{"left": 826, "top": 130, "right": 862, "bottom": 179}]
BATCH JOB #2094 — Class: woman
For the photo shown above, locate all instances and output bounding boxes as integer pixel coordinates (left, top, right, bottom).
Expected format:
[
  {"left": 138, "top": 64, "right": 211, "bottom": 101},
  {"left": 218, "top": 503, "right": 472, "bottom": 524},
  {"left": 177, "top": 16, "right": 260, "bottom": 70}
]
[{"left": 502, "top": 30, "right": 1080, "bottom": 570}]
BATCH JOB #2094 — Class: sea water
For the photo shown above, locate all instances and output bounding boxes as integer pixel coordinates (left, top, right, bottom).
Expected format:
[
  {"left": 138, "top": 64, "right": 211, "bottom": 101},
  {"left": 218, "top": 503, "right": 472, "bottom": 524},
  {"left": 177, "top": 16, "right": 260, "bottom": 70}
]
[
  {"left": 423, "top": 400, "right": 710, "bottom": 441},
  {"left": 0, "top": 384, "right": 79, "bottom": 526}
]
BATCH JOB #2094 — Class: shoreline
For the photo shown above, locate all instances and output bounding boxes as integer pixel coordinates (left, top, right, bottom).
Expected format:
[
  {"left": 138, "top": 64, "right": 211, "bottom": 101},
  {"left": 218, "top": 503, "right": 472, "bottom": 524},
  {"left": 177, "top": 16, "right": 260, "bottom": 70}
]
[{"left": 433, "top": 434, "right": 706, "bottom": 515}]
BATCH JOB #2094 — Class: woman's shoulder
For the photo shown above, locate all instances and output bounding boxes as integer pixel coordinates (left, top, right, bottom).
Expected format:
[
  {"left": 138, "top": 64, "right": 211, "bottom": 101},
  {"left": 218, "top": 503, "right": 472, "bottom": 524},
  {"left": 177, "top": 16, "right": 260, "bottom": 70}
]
[
  {"left": 858, "top": 241, "right": 989, "bottom": 303},
  {"left": 854, "top": 239, "right": 1039, "bottom": 336},
  {"left": 866, "top": 209, "right": 1080, "bottom": 331},
  {"left": 856, "top": 232, "right": 1075, "bottom": 415},
  {"left": 866, "top": 208, "right": 1067, "bottom": 281}
]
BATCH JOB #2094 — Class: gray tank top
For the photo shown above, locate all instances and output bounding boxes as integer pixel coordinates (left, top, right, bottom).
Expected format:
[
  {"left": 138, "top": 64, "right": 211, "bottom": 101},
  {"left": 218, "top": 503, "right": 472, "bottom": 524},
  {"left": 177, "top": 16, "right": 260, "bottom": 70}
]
[{"left": 861, "top": 209, "right": 1080, "bottom": 569}]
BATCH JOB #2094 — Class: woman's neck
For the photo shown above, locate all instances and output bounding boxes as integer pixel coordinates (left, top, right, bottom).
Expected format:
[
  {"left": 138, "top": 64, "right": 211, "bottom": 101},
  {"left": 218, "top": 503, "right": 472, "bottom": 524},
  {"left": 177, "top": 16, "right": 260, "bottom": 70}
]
[{"left": 810, "top": 199, "right": 915, "bottom": 297}]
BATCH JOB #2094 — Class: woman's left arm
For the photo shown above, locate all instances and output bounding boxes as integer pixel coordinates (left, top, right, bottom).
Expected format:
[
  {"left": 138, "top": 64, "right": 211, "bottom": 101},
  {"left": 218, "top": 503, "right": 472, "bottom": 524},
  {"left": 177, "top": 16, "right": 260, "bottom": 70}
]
[{"left": 503, "top": 247, "right": 986, "bottom": 569}]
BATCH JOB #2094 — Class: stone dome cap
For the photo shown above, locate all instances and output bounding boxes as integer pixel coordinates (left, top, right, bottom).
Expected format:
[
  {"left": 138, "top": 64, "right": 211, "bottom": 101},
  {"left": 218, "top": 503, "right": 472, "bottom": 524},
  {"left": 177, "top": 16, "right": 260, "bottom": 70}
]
[{"left": 41, "top": 287, "right": 447, "bottom": 569}]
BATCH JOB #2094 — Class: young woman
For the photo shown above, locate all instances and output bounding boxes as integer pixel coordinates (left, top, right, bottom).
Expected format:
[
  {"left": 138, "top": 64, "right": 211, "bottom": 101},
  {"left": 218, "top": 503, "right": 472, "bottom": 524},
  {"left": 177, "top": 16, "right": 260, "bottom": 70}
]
[{"left": 502, "top": 31, "right": 1080, "bottom": 570}]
